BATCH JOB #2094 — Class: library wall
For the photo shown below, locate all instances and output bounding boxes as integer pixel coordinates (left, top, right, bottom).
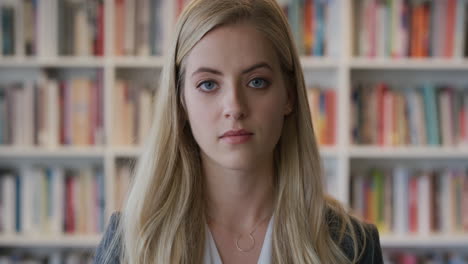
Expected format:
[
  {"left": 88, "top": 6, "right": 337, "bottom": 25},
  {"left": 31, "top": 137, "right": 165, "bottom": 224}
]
[{"left": 0, "top": 0, "right": 467, "bottom": 263}]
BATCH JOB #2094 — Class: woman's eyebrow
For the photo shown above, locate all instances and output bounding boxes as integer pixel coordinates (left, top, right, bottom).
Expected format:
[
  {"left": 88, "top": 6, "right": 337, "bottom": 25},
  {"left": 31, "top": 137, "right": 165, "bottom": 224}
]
[
  {"left": 241, "top": 62, "right": 273, "bottom": 74},
  {"left": 191, "top": 62, "right": 273, "bottom": 77}
]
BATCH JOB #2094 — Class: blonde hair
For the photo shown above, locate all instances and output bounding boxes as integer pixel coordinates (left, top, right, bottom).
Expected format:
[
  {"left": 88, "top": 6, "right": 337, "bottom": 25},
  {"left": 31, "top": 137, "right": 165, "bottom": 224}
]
[{"left": 102, "top": 0, "right": 369, "bottom": 263}]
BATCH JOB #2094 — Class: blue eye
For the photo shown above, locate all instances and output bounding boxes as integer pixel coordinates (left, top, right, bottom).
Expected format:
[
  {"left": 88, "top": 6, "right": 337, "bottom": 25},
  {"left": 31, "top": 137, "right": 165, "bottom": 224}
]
[
  {"left": 198, "top": 81, "right": 218, "bottom": 92},
  {"left": 248, "top": 78, "right": 268, "bottom": 88}
]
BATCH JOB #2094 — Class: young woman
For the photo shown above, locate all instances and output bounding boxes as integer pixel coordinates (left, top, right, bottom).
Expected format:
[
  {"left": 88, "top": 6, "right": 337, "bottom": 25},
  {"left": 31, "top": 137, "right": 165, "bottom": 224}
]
[{"left": 94, "top": 0, "right": 383, "bottom": 263}]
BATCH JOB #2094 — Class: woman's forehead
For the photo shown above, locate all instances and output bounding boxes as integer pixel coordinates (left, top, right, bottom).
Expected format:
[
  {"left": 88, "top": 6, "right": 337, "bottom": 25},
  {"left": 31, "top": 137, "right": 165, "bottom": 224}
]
[{"left": 184, "top": 22, "right": 281, "bottom": 75}]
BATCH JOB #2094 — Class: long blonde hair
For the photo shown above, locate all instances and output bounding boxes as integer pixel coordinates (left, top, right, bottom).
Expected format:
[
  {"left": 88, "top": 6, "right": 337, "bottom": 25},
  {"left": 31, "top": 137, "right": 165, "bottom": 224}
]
[{"left": 103, "top": 0, "right": 369, "bottom": 263}]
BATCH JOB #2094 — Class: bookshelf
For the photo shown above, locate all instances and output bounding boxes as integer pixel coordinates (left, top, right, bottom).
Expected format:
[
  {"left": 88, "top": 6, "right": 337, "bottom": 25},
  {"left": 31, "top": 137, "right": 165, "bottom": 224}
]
[{"left": 0, "top": 0, "right": 468, "bottom": 260}]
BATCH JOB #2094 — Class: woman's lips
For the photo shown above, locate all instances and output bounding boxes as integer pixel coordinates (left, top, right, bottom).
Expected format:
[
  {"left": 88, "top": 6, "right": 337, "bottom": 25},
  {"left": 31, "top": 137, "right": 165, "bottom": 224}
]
[
  {"left": 220, "top": 129, "right": 253, "bottom": 144},
  {"left": 221, "top": 134, "right": 253, "bottom": 144}
]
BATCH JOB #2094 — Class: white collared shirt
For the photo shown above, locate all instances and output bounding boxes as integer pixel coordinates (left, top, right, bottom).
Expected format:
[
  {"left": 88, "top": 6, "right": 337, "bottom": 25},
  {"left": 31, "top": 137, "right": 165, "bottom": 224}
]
[{"left": 203, "top": 216, "right": 274, "bottom": 264}]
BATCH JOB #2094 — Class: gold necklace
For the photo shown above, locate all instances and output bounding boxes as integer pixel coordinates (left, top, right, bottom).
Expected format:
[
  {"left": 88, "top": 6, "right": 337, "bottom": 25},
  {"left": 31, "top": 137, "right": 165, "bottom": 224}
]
[{"left": 208, "top": 214, "right": 271, "bottom": 252}]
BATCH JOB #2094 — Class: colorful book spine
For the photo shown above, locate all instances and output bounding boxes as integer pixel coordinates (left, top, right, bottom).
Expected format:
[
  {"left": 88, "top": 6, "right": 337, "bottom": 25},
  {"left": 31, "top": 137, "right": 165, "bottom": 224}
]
[{"left": 352, "top": 166, "right": 468, "bottom": 235}]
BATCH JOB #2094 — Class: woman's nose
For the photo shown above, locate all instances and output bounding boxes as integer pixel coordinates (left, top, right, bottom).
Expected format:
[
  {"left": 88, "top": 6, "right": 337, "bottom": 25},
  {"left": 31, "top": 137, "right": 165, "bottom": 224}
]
[{"left": 223, "top": 84, "right": 248, "bottom": 120}]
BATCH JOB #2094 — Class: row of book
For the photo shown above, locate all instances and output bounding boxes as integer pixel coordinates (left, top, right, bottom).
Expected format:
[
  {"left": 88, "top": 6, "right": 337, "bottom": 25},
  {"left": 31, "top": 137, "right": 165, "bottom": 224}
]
[
  {"left": 0, "top": 166, "right": 105, "bottom": 235},
  {"left": 384, "top": 251, "right": 468, "bottom": 264},
  {"left": 306, "top": 87, "right": 336, "bottom": 145},
  {"left": 0, "top": 72, "right": 105, "bottom": 146},
  {"left": 351, "top": 83, "right": 468, "bottom": 146},
  {"left": 355, "top": 0, "right": 468, "bottom": 58},
  {"left": 114, "top": 0, "right": 169, "bottom": 56},
  {"left": 113, "top": 79, "right": 154, "bottom": 146},
  {"left": 0, "top": 0, "right": 104, "bottom": 57},
  {"left": 279, "top": 0, "right": 339, "bottom": 56},
  {"left": 0, "top": 251, "right": 93, "bottom": 264},
  {"left": 113, "top": 0, "right": 339, "bottom": 57},
  {"left": 59, "top": 0, "right": 105, "bottom": 56},
  {"left": 351, "top": 167, "right": 468, "bottom": 235}
]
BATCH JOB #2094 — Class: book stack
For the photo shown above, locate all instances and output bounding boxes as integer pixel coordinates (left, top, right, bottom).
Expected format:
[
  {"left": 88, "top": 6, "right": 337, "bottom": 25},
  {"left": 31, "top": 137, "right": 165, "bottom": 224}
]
[
  {"left": 351, "top": 166, "right": 468, "bottom": 235},
  {"left": 355, "top": 0, "right": 468, "bottom": 58},
  {"left": 307, "top": 86, "right": 336, "bottom": 146},
  {"left": 351, "top": 83, "right": 468, "bottom": 146},
  {"left": 0, "top": 0, "right": 57, "bottom": 57},
  {"left": 58, "top": 0, "right": 105, "bottom": 56},
  {"left": 114, "top": 0, "right": 169, "bottom": 56},
  {"left": 0, "top": 0, "right": 104, "bottom": 57},
  {"left": 0, "top": 71, "right": 105, "bottom": 147},
  {"left": 0, "top": 166, "right": 105, "bottom": 235},
  {"left": 278, "top": 0, "right": 339, "bottom": 56},
  {"left": 113, "top": 79, "right": 154, "bottom": 146}
]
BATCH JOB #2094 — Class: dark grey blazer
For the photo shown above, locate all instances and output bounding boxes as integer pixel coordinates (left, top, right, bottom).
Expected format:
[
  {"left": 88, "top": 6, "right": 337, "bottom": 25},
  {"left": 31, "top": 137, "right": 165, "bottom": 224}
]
[{"left": 93, "top": 212, "right": 384, "bottom": 263}]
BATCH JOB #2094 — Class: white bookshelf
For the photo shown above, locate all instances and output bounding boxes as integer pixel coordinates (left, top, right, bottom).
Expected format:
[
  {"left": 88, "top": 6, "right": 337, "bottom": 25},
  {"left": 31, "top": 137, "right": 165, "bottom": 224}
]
[
  {"left": 350, "top": 58, "right": 468, "bottom": 70},
  {"left": 380, "top": 234, "right": 468, "bottom": 249},
  {"left": 0, "top": 235, "right": 101, "bottom": 248},
  {"left": 349, "top": 146, "right": 468, "bottom": 159},
  {"left": 0, "top": 0, "right": 467, "bottom": 252}
]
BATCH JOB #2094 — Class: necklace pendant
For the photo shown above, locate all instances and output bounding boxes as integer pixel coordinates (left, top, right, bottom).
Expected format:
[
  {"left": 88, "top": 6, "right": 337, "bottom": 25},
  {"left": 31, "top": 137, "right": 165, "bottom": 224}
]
[{"left": 236, "top": 233, "right": 255, "bottom": 252}]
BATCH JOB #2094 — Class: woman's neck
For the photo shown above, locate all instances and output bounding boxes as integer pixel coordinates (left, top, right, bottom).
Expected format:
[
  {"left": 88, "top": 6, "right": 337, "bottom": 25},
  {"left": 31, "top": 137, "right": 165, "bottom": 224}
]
[{"left": 202, "top": 154, "right": 275, "bottom": 233}]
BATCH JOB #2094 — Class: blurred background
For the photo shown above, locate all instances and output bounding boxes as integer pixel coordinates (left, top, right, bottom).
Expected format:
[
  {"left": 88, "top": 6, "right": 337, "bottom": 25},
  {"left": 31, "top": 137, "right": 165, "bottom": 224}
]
[{"left": 0, "top": 0, "right": 467, "bottom": 263}]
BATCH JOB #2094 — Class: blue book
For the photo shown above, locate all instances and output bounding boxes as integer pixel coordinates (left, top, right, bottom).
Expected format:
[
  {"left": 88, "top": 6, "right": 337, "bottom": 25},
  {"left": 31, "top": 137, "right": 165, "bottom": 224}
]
[
  {"left": 313, "top": 1, "right": 324, "bottom": 56},
  {"left": 288, "top": 0, "right": 302, "bottom": 54},
  {"left": 46, "top": 168, "right": 53, "bottom": 219},
  {"left": 1, "top": 6, "right": 15, "bottom": 55},
  {"left": 15, "top": 174, "right": 21, "bottom": 232},
  {"left": 422, "top": 83, "right": 440, "bottom": 145}
]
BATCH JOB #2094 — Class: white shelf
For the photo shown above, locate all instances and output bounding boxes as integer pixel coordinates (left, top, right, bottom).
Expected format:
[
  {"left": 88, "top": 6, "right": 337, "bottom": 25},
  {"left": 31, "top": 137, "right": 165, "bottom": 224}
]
[
  {"left": 0, "top": 146, "right": 106, "bottom": 158},
  {"left": 0, "top": 57, "right": 105, "bottom": 68},
  {"left": 113, "top": 56, "right": 165, "bottom": 68},
  {"left": 0, "top": 234, "right": 101, "bottom": 248},
  {"left": 111, "top": 146, "right": 143, "bottom": 157},
  {"left": 380, "top": 234, "right": 468, "bottom": 248},
  {"left": 299, "top": 57, "right": 339, "bottom": 69},
  {"left": 349, "top": 146, "right": 468, "bottom": 159},
  {"left": 319, "top": 146, "right": 339, "bottom": 157},
  {"left": 87, "top": 145, "right": 338, "bottom": 159},
  {"left": 350, "top": 57, "right": 468, "bottom": 70}
]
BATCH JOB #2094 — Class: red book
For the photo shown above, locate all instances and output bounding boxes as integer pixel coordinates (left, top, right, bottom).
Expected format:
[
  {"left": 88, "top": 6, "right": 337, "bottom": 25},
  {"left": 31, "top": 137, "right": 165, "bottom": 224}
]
[
  {"left": 421, "top": 4, "right": 430, "bottom": 57},
  {"left": 114, "top": 0, "right": 125, "bottom": 55},
  {"left": 325, "top": 90, "right": 336, "bottom": 145},
  {"left": 444, "top": 0, "right": 456, "bottom": 57},
  {"left": 177, "top": 0, "right": 185, "bottom": 18},
  {"left": 304, "top": 0, "right": 313, "bottom": 54},
  {"left": 96, "top": 1, "right": 104, "bottom": 56},
  {"left": 409, "top": 175, "right": 419, "bottom": 233},
  {"left": 65, "top": 175, "right": 75, "bottom": 233},
  {"left": 400, "top": 254, "right": 418, "bottom": 264},
  {"left": 410, "top": 6, "right": 420, "bottom": 57}
]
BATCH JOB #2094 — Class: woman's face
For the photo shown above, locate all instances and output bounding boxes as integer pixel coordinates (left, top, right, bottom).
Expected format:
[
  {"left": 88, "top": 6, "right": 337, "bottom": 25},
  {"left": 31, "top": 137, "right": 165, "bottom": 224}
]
[{"left": 183, "top": 22, "right": 291, "bottom": 171}]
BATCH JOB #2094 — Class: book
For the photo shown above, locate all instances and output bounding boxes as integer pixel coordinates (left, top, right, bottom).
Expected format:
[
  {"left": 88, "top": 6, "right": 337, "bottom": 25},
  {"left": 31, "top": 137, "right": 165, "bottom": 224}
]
[
  {"left": 352, "top": 166, "right": 468, "bottom": 235},
  {"left": 352, "top": 82, "right": 468, "bottom": 147}
]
